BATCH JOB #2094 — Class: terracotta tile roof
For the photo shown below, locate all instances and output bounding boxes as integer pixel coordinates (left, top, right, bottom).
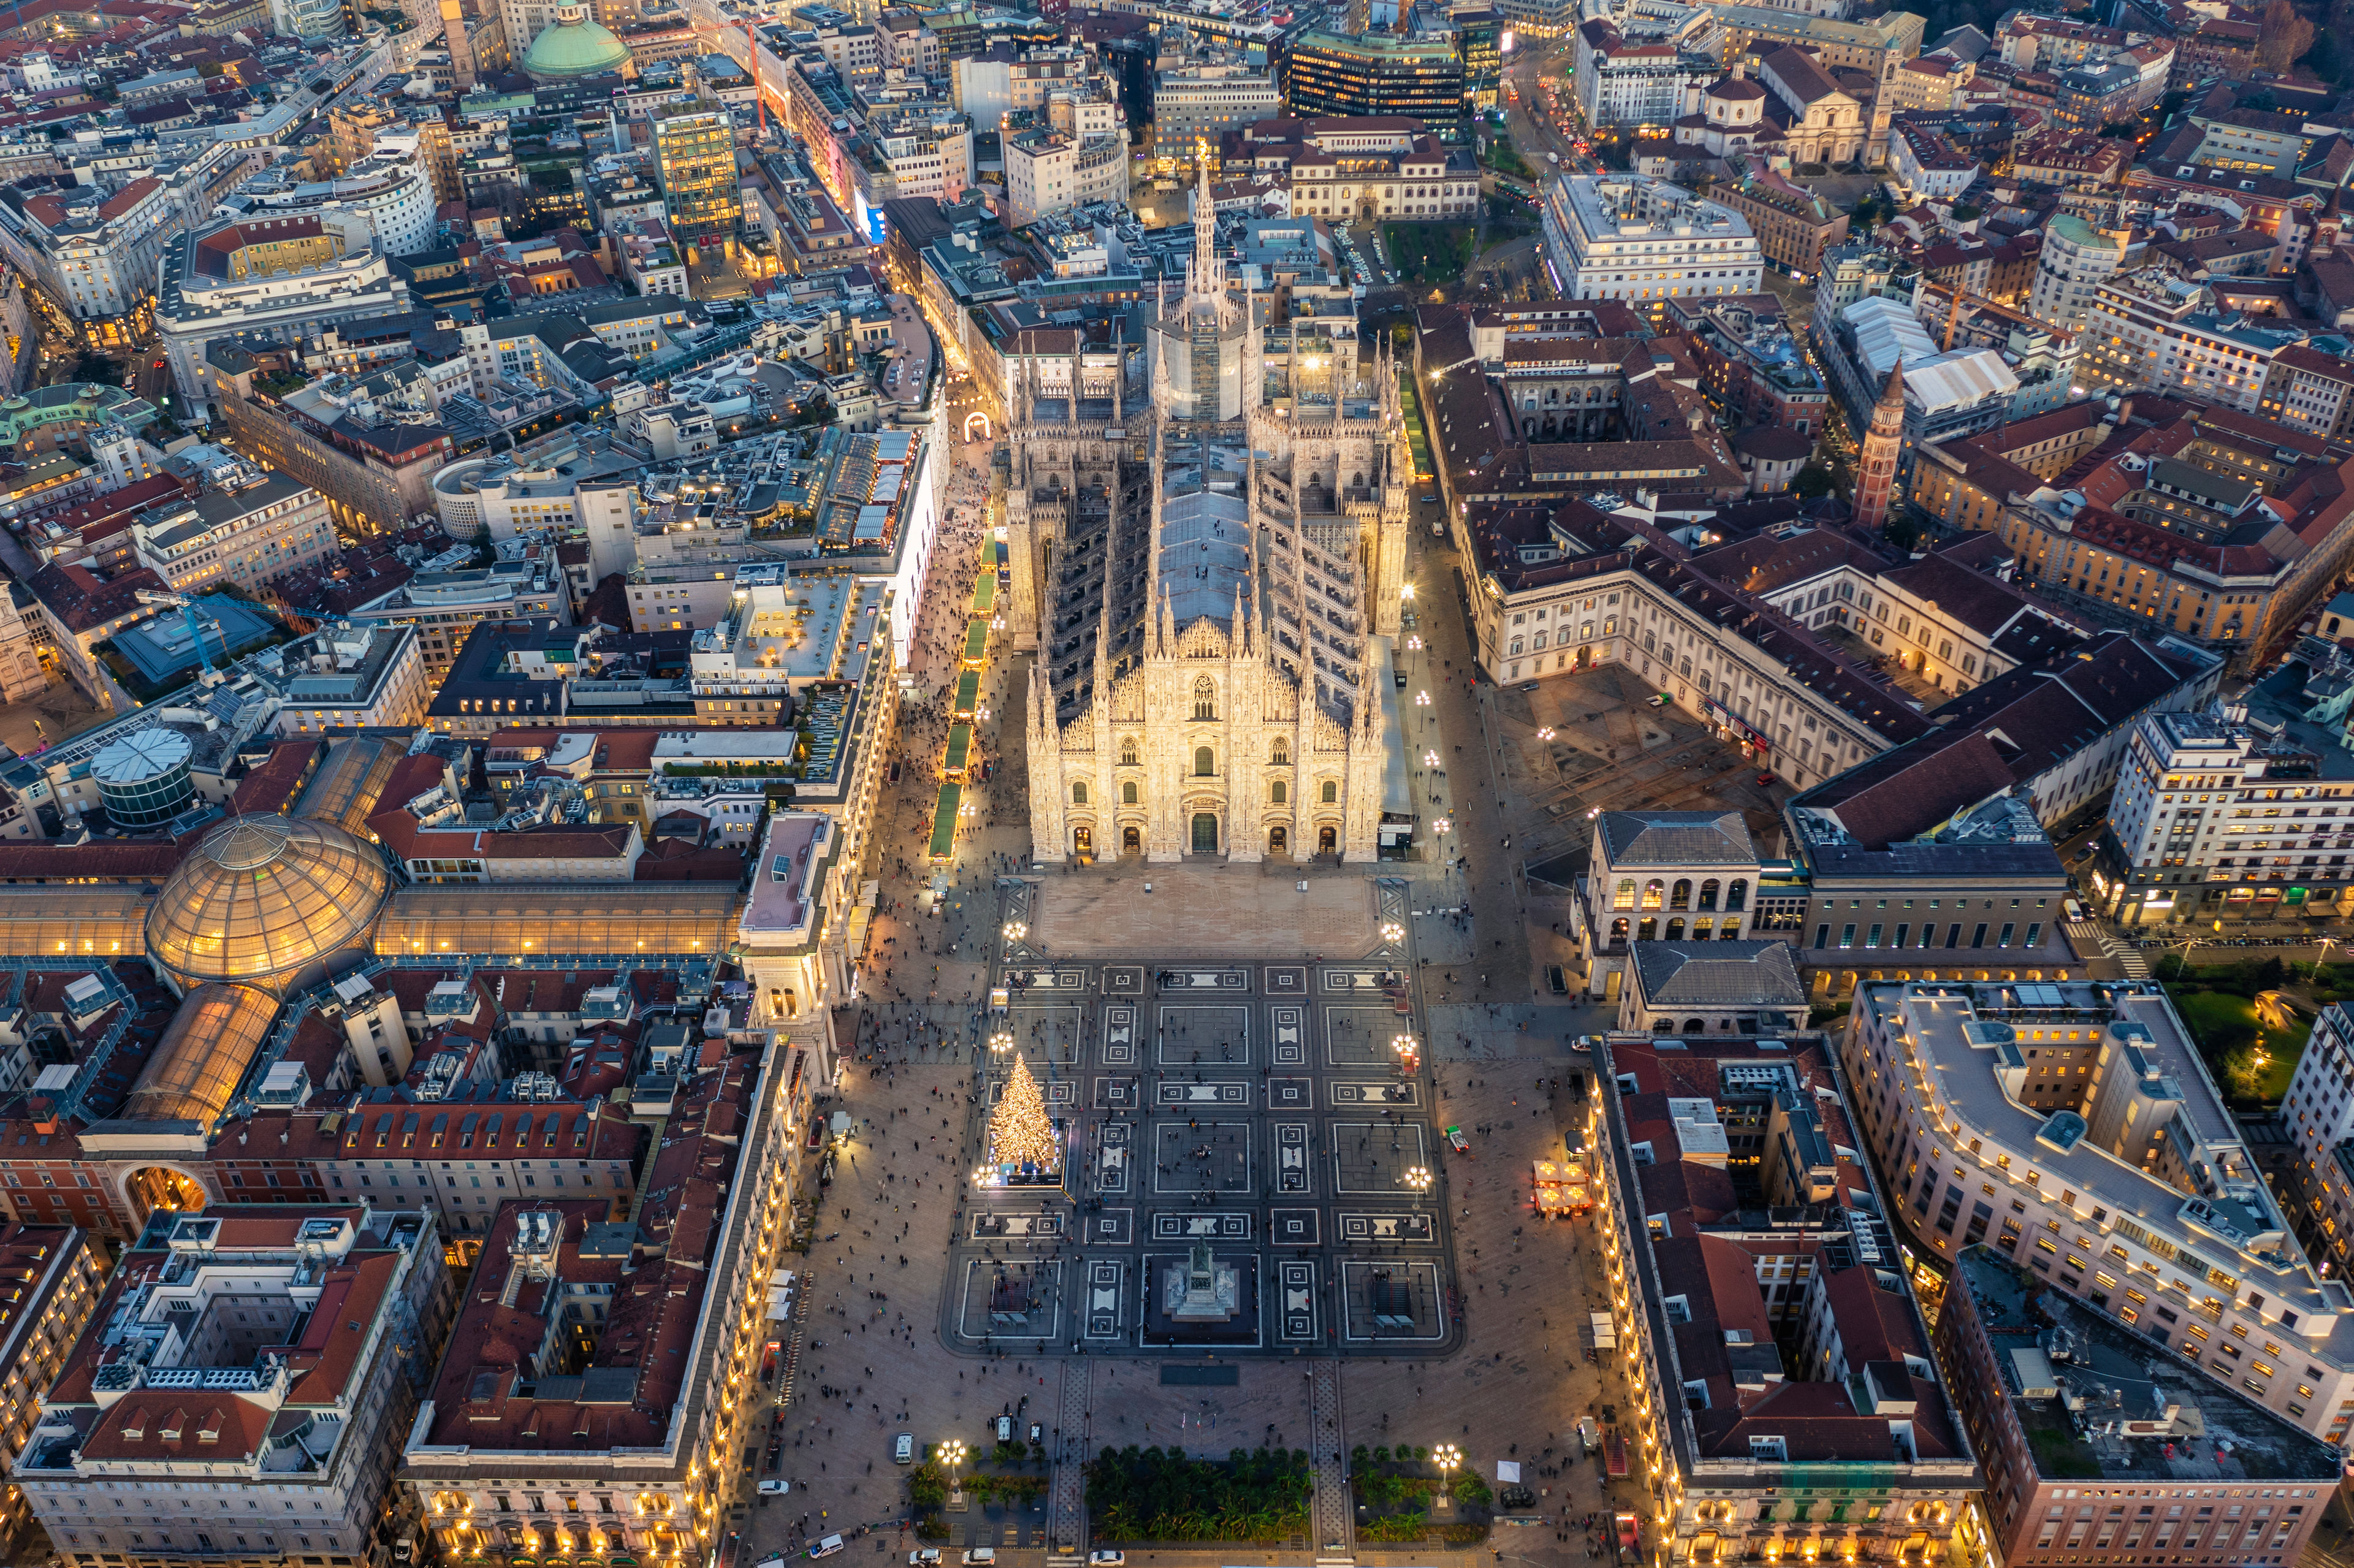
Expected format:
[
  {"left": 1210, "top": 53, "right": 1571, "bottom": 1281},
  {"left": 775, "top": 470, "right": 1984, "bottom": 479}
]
[
  {"left": 0, "top": 840, "right": 185, "bottom": 883},
  {"left": 420, "top": 1056, "right": 755, "bottom": 1452},
  {"left": 1762, "top": 44, "right": 1843, "bottom": 105}
]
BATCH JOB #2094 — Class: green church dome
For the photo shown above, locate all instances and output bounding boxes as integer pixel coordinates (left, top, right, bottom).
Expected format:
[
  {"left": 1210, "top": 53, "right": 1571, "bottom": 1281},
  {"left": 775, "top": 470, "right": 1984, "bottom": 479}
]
[{"left": 522, "top": 2, "right": 632, "bottom": 81}]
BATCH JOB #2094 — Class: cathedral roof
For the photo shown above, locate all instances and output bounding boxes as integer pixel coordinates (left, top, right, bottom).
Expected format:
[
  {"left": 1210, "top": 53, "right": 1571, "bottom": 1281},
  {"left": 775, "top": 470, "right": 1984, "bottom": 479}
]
[
  {"left": 1157, "top": 470, "right": 1254, "bottom": 628},
  {"left": 1018, "top": 295, "right": 1398, "bottom": 740}
]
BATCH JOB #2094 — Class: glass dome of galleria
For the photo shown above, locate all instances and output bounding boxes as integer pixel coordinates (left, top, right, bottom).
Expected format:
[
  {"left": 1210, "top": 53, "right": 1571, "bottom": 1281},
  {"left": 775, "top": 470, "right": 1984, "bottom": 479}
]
[{"left": 145, "top": 816, "right": 392, "bottom": 991}]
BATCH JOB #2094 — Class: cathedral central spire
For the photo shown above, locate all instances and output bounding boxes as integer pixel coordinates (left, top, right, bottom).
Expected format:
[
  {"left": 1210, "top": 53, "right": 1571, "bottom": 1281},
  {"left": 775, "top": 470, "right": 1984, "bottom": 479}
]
[{"left": 1192, "top": 159, "right": 1219, "bottom": 300}]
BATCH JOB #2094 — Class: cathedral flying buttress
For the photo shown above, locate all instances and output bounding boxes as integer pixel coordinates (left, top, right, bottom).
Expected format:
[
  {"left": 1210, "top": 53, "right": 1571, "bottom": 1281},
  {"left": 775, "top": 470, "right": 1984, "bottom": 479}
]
[{"left": 1011, "top": 166, "right": 1412, "bottom": 864}]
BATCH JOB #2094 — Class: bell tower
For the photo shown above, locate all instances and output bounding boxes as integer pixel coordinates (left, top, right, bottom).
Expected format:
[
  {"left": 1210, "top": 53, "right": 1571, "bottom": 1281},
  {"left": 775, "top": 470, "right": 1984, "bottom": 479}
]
[{"left": 1853, "top": 359, "right": 1905, "bottom": 537}]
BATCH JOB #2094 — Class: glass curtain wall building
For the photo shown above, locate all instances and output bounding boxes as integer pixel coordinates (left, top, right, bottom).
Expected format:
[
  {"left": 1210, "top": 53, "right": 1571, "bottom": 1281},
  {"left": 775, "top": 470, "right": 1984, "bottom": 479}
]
[
  {"left": 1281, "top": 31, "right": 1469, "bottom": 138},
  {"left": 654, "top": 109, "right": 744, "bottom": 245}
]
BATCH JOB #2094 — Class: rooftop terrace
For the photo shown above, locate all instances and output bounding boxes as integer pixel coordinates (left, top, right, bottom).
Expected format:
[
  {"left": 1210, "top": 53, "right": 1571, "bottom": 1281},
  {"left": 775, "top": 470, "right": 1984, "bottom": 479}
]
[{"left": 1953, "top": 1246, "right": 2344, "bottom": 1483}]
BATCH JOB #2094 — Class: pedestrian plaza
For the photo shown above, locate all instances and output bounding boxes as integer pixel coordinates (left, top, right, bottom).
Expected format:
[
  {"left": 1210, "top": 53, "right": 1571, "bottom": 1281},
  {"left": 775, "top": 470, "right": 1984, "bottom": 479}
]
[{"left": 944, "top": 906, "right": 1463, "bottom": 1358}]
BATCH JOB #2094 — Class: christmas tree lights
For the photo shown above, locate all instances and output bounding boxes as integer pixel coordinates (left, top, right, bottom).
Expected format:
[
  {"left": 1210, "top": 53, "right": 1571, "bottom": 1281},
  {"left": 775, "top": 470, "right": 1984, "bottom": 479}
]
[{"left": 990, "top": 1054, "right": 1060, "bottom": 1174}]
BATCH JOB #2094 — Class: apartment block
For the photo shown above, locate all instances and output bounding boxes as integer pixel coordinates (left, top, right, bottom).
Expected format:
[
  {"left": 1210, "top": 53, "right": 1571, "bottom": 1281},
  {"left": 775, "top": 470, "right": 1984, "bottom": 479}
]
[
  {"left": 1003, "top": 101, "right": 1129, "bottom": 229},
  {"left": 2077, "top": 275, "right": 2298, "bottom": 413},
  {"left": 2094, "top": 684, "right": 2354, "bottom": 927},
  {"left": 131, "top": 471, "right": 337, "bottom": 596},
  {"left": 2257, "top": 344, "right": 2354, "bottom": 442},
  {"left": 1910, "top": 397, "right": 2354, "bottom": 670},
  {"left": 1938, "top": 1246, "right": 2342, "bottom": 1568},
  {"left": 1541, "top": 175, "right": 1764, "bottom": 308},
  {"left": 1590, "top": 1030, "right": 1981, "bottom": 1568},
  {"left": 0, "top": 1226, "right": 104, "bottom": 1546},
  {"left": 1840, "top": 976, "right": 2354, "bottom": 1441},
  {"left": 402, "top": 1052, "right": 797, "bottom": 1568},
  {"left": 18, "top": 1204, "right": 449, "bottom": 1568},
  {"left": 2025, "top": 213, "right": 2130, "bottom": 331},
  {"left": 1151, "top": 60, "right": 1281, "bottom": 154}
]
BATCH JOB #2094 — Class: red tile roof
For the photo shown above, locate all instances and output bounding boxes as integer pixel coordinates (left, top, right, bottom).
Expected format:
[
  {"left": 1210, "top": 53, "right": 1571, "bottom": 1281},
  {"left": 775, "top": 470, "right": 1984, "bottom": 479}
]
[{"left": 420, "top": 1056, "right": 755, "bottom": 1452}]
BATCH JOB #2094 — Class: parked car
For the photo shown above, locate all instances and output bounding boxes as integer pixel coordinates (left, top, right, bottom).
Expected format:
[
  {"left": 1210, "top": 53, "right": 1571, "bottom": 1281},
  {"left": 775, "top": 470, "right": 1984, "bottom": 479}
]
[
  {"left": 894, "top": 1433, "right": 915, "bottom": 1464},
  {"left": 759, "top": 1479, "right": 790, "bottom": 1496},
  {"left": 1755, "top": 772, "right": 1775, "bottom": 786},
  {"left": 1089, "top": 1555, "right": 1127, "bottom": 1566},
  {"left": 996, "top": 1415, "right": 1013, "bottom": 1442},
  {"left": 910, "top": 1552, "right": 943, "bottom": 1566},
  {"left": 1519, "top": 682, "right": 1538, "bottom": 693},
  {"left": 810, "top": 1537, "right": 845, "bottom": 1559},
  {"left": 962, "top": 1551, "right": 997, "bottom": 1566},
  {"left": 1446, "top": 1126, "right": 1471, "bottom": 1155},
  {"left": 1645, "top": 693, "right": 1669, "bottom": 707},
  {"left": 1029, "top": 1423, "right": 1043, "bottom": 1443}
]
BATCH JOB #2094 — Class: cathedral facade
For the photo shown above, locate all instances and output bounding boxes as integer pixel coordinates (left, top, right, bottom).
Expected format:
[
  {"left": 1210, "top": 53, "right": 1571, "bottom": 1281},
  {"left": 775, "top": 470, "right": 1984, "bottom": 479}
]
[{"left": 1013, "top": 170, "right": 1411, "bottom": 864}]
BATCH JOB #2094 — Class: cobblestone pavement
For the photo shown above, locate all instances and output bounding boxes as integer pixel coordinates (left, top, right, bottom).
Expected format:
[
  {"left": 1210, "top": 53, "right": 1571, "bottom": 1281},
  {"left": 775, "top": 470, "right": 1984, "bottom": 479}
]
[
  {"left": 1047, "top": 1361, "right": 1091, "bottom": 1547},
  {"left": 1309, "top": 1361, "right": 1349, "bottom": 1553}
]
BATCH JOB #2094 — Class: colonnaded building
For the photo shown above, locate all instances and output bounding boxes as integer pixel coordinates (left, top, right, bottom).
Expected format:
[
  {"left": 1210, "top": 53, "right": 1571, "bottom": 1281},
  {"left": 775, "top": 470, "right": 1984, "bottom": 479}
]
[{"left": 1015, "top": 169, "right": 1413, "bottom": 863}]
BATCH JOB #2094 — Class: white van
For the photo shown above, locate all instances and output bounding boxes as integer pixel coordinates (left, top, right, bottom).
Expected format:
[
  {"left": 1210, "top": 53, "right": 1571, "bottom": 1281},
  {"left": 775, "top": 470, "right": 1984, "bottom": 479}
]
[{"left": 962, "top": 1551, "right": 997, "bottom": 1566}]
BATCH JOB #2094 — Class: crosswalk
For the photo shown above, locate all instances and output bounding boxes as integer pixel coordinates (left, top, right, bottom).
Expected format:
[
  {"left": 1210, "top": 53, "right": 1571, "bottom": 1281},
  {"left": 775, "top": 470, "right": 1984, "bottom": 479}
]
[{"left": 2065, "top": 922, "right": 2149, "bottom": 978}]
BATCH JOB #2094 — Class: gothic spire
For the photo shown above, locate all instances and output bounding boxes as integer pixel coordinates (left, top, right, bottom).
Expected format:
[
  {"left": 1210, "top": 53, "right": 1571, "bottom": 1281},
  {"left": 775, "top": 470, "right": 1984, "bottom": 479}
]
[
  {"left": 1192, "top": 158, "right": 1218, "bottom": 297},
  {"left": 1289, "top": 490, "right": 1307, "bottom": 662},
  {"left": 1094, "top": 467, "right": 1119, "bottom": 685},
  {"left": 1146, "top": 436, "right": 1167, "bottom": 654},
  {"left": 1354, "top": 636, "right": 1376, "bottom": 734},
  {"left": 1029, "top": 660, "right": 1053, "bottom": 738}
]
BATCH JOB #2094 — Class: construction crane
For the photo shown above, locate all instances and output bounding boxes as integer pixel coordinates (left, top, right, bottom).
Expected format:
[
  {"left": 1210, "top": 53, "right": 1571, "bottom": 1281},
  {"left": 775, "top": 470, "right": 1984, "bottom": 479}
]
[
  {"left": 134, "top": 590, "right": 227, "bottom": 676},
  {"left": 745, "top": 20, "right": 768, "bottom": 140}
]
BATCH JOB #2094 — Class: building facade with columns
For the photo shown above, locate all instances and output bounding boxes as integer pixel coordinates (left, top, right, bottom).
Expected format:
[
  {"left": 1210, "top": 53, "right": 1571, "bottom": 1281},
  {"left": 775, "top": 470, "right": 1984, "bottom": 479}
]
[{"left": 1016, "top": 168, "right": 1411, "bottom": 863}]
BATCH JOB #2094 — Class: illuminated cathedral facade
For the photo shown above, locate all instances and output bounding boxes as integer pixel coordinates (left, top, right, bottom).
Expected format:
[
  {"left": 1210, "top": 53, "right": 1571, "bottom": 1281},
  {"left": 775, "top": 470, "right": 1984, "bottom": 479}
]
[{"left": 1013, "top": 169, "right": 1412, "bottom": 863}]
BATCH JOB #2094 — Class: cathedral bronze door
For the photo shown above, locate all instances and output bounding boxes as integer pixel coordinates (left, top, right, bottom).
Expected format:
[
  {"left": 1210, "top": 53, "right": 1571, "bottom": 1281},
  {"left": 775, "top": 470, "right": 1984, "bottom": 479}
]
[
  {"left": 1191, "top": 813, "right": 1218, "bottom": 854},
  {"left": 1270, "top": 826, "right": 1287, "bottom": 856},
  {"left": 1122, "top": 826, "right": 1140, "bottom": 854},
  {"left": 1317, "top": 825, "right": 1337, "bottom": 855}
]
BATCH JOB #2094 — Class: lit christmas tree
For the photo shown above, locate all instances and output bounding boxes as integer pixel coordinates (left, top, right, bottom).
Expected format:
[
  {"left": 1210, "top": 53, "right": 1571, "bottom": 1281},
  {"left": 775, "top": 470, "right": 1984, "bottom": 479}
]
[{"left": 991, "top": 1054, "right": 1060, "bottom": 1174}]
